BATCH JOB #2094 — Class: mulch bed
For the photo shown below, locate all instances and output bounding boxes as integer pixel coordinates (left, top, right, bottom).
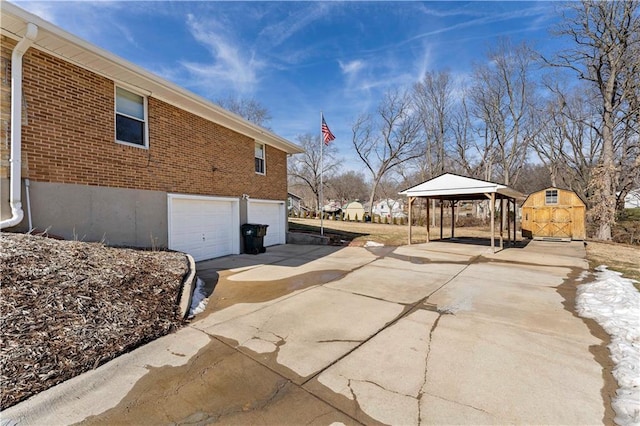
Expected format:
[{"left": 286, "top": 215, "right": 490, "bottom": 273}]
[{"left": 0, "top": 233, "right": 189, "bottom": 410}]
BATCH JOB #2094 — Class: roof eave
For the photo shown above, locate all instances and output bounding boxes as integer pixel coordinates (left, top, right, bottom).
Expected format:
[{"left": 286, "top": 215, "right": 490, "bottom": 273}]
[{"left": 1, "top": 2, "right": 304, "bottom": 155}]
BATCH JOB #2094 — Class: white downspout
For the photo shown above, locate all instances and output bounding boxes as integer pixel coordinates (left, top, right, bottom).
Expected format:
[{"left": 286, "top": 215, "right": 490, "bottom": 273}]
[{"left": 1, "top": 23, "right": 38, "bottom": 229}]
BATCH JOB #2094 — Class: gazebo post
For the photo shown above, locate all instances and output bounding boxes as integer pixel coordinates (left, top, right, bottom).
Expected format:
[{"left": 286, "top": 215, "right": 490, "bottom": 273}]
[
  {"left": 439, "top": 198, "right": 444, "bottom": 240},
  {"left": 426, "top": 197, "right": 430, "bottom": 243},
  {"left": 499, "top": 198, "right": 504, "bottom": 250},
  {"left": 451, "top": 201, "right": 455, "bottom": 239},
  {"left": 408, "top": 197, "right": 414, "bottom": 245},
  {"left": 513, "top": 198, "right": 518, "bottom": 245},
  {"left": 507, "top": 198, "right": 511, "bottom": 246},
  {"left": 490, "top": 193, "right": 495, "bottom": 252}
]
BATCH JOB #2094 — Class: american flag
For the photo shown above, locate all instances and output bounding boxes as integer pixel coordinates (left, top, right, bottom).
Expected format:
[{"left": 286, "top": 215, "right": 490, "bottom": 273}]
[{"left": 322, "top": 115, "right": 336, "bottom": 145}]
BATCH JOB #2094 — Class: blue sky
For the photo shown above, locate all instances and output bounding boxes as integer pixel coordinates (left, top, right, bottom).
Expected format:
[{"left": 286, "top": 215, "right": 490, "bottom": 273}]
[{"left": 16, "top": 1, "right": 564, "bottom": 171}]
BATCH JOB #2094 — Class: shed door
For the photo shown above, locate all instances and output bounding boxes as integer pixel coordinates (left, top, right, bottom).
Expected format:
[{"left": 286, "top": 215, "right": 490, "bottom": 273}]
[
  {"left": 248, "top": 200, "right": 286, "bottom": 247},
  {"left": 533, "top": 207, "right": 572, "bottom": 239},
  {"left": 168, "top": 195, "right": 240, "bottom": 261}
]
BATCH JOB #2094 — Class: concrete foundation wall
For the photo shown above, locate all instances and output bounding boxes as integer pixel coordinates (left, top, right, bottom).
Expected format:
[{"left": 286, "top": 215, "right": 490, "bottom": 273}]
[
  {"left": 1, "top": 178, "right": 11, "bottom": 222},
  {"left": 2, "top": 179, "right": 167, "bottom": 248}
]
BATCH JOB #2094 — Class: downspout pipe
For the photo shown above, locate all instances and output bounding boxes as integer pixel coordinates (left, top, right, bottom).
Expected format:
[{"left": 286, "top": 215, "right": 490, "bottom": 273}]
[{"left": 1, "top": 23, "right": 38, "bottom": 229}]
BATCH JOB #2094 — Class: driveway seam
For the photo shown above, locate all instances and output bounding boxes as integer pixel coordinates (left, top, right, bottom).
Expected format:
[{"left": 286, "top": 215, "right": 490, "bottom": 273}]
[
  {"left": 300, "top": 253, "right": 479, "bottom": 388},
  {"left": 205, "top": 334, "right": 366, "bottom": 425}
]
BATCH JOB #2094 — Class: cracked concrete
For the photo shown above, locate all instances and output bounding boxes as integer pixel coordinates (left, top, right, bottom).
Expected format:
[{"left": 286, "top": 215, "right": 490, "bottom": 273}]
[
  {"left": 1, "top": 240, "right": 610, "bottom": 425},
  {"left": 200, "top": 286, "right": 405, "bottom": 380}
]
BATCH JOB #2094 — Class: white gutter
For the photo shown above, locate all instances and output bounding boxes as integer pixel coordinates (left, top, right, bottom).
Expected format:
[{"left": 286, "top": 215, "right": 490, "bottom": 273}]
[{"left": 1, "top": 22, "right": 37, "bottom": 229}]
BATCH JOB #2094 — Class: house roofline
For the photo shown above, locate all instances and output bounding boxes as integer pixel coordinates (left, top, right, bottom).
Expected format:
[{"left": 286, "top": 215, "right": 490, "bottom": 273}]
[{"left": 1, "top": 1, "right": 303, "bottom": 155}]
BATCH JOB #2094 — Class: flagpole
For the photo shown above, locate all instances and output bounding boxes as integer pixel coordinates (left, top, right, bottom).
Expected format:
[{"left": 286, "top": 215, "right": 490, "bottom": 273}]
[{"left": 320, "top": 111, "right": 324, "bottom": 236}]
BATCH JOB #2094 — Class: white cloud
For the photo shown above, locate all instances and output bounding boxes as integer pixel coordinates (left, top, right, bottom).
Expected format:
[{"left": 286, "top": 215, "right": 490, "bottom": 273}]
[
  {"left": 15, "top": 1, "right": 140, "bottom": 48},
  {"left": 339, "top": 59, "right": 365, "bottom": 76},
  {"left": 15, "top": 1, "right": 58, "bottom": 23},
  {"left": 259, "top": 3, "right": 335, "bottom": 47},
  {"left": 183, "top": 13, "right": 265, "bottom": 95}
]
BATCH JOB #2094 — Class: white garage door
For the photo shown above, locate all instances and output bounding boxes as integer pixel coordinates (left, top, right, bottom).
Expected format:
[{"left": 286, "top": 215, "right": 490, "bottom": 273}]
[
  {"left": 168, "top": 195, "right": 239, "bottom": 261},
  {"left": 247, "top": 199, "right": 286, "bottom": 247}
]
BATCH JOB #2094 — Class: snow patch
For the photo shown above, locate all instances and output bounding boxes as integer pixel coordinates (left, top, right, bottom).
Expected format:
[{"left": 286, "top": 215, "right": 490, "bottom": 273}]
[
  {"left": 365, "top": 241, "right": 384, "bottom": 247},
  {"left": 576, "top": 270, "right": 591, "bottom": 282},
  {"left": 576, "top": 266, "right": 640, "bottom": 426},
  {"left": 188, "top": 277, "right": 209, "bottom": 319}
]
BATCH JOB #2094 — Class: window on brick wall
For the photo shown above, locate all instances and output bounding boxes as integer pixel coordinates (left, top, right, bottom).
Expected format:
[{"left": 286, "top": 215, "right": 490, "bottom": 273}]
[
  {"left": 115, "top": 86, "right": 148, "bottom": 147},
  {"left": 255, "top": 142, "right": 265, "bottom": 174}
]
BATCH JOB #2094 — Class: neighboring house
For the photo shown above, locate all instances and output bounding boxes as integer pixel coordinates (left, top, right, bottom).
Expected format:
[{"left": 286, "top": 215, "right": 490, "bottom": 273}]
[
  {"left": 322, "top": 200, "right": 342, "bottom": 214},
  {"left": 521, "top": 187, "right": 586, "bottom": 241},
  {"left": 0, "top": 3, "right": 303, "bottom": 261},
  {"left": 372, "top": 198, "right": 405, "bottom": 218},
  {"left": 287, "top": 192, "right": 308, "bottom": 214},
  {"left": 343, "top": 201, "right": 365, "bottom": 221},
  {"left": 624, "top": 189, "right": 640, "bottom": 209}
]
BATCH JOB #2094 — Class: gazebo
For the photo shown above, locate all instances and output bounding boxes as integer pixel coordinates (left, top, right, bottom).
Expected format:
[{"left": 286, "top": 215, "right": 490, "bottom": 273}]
[{"left": 399, "top": 173, "right": 524, "bottom": 252}]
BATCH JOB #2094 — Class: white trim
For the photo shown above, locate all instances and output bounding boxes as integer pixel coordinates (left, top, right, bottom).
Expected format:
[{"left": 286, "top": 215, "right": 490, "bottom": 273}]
[
  {"left": 114, "top": 85, "right": 149, "bottom": 149},
  {"left": 255, "top": 142, "right": 266, "bottom": 175},
  {"left": 399, "top": 173, "right": 524, "bottom": 199},
  {"left": 247, "top": 198, "right": 286, "bottom": 206},
  {"left": 168, "top": 193, "right": 240, "bottom": 202}
]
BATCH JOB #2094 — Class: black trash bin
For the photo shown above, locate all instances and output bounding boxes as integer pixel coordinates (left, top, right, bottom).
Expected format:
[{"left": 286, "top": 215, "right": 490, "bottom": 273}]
[{"left": 241, "top": 223, "right": 269, "bottom": 254}]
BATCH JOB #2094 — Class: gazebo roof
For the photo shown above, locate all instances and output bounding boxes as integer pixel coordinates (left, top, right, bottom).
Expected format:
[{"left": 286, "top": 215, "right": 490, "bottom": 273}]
[{"left": 399, "top": 173, "right": 523, "bottom": 200}]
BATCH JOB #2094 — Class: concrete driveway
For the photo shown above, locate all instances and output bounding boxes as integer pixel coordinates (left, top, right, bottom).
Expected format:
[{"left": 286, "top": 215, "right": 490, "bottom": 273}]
[{"left": 3, "top": 240, "right": 610, "bottom": 425}]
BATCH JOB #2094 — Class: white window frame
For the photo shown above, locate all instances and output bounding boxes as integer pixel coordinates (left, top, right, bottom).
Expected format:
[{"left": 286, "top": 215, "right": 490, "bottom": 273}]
[
  {"left": 545, "top": 189, "right": 558, "bottom": 205},
  {"left": 115, "top": 85, "right": 149, "bottom": 149},
  {"left": 255, "top": 142, "right": 266, "bottom": 175}
]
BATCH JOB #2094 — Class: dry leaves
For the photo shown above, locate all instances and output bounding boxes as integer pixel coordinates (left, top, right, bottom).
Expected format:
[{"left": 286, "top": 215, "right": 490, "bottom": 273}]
[{"left": 0, "top": 233, "right": 188, "bottom": 410}]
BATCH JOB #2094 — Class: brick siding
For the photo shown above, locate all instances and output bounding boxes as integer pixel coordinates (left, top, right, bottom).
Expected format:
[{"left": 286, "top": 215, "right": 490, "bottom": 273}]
[{"left": 0, "top": 35, "right": 287, "bottom": 200}]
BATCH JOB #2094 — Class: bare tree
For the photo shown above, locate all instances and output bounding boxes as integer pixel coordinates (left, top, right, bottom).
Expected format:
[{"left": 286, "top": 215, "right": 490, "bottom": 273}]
[
  {"left": 449, "top": 90, "right": 495, "bottom": 180},
  {"left": 469, "top": 39, "right": 538, "bottom": 187},
  {"left": 514, "top": 163, "right": 552, "bottom": 194},
  {"left": 288, "top": 133, "right": 339, "bottom": 213},
  {"left": 450, "top": 93, "right": 473, "bottom": 175},
  {"left": 326, "top": 171, "right": 370, "bottom": 204},
  {"left": 533, "top": 80, "right": 601, "bottom": 200},
  {"left": 533, "top": 91, "right": 564, "bottom": 188},
  {"left": 550, "top": 0, "right": 640, "bottom": 240},
  {"left": 216, "top": 96, "right": 272, "bottom": 128},
  {"left": 352, "top": 89, "right": 423, "bottom": 215},
  {"left": 413, "top": 70, "right": 454, "bottom": 179}
]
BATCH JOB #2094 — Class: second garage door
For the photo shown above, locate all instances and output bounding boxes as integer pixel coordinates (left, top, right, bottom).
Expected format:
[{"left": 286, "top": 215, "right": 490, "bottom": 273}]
[
  {"left": 247, "top": 199, "right": 286, "bottom": 247},
  {"left": 168, "top": 195, "right": 239, "bottom": 261}
]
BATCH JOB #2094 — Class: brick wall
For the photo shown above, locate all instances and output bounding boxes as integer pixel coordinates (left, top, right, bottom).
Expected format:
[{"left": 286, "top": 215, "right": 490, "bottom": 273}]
[
  {"left": 0, "top": 35, "right": 287, "bottom": 201},
  {"left": 1, "top": 38, "right": 14, "bottom": 179}
]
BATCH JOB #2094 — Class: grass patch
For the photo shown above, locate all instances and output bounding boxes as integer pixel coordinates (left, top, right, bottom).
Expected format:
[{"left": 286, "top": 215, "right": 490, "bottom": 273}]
[
  {"left": 585, "top": 240, "right": 640, "bottom": 290},
  {"left": 289, "top": 218, "right": 421, "bottom": 246},
  {"left": 288, "top": 220, "right": 368, "bottom": 244}
]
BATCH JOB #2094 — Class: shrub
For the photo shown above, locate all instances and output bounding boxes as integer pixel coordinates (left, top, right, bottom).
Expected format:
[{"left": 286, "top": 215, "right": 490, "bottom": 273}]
[{"left": 455, "top": 216, "right": 486, "bottom": 227}]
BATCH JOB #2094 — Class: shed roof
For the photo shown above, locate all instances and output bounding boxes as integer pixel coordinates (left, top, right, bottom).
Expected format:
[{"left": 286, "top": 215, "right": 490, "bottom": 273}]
[
  {"left": 399, "top": 173, "right": 524, "bottom": 200},
  {"left": 522, "top": 187, "right": 586, "bottom": 207},
  {"left": 1, "top": 2, "right": 303, "bottom": 155},
  {"left": 344, "top": 201, "right": 364, "bottom": 209}
]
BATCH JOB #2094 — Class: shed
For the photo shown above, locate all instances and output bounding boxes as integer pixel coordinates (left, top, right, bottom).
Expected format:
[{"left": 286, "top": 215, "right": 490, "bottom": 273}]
[
  {"left": 521, "top": 187, "right": 586, "bottom": 241},
  {"left": 343, "top": 201, "right": 365, "bottom": 221}
]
